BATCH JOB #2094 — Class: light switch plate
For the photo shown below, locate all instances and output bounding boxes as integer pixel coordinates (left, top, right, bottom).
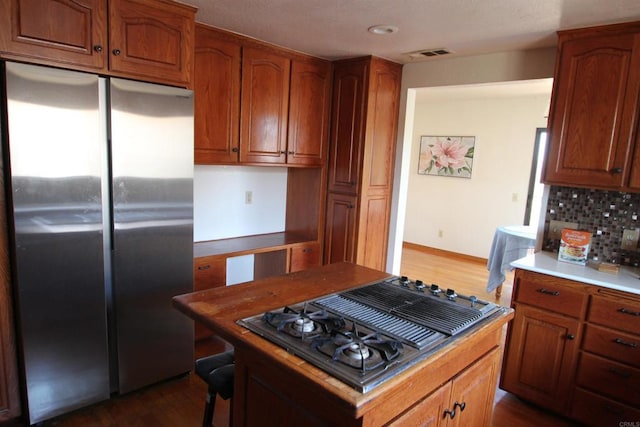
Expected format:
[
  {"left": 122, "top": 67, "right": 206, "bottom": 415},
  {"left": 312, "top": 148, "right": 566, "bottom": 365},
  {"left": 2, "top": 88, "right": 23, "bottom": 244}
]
[
  {"left": 548, "top": 220, "right": 579, "bottom": 240},
  {"left": 621, "top": 229, "right": 640, "bottom": 251}
]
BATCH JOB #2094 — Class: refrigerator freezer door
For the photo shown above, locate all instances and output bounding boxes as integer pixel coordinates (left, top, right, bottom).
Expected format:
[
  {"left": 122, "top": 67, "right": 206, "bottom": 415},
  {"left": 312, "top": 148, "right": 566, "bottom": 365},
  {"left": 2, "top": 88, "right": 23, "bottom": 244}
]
[
  {"left": 109, "top": 78, "right": 194, "bottom": 393},
  {"left": 5, "top": 62, "right": 110, "bottom": 423}
]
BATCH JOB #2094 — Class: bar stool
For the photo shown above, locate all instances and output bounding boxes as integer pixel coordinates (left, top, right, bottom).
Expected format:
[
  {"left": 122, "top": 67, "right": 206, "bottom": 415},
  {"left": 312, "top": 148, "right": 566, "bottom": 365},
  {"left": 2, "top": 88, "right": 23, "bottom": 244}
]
[{"left": 195, "top": 350, "right": 235, "bottom": 427}]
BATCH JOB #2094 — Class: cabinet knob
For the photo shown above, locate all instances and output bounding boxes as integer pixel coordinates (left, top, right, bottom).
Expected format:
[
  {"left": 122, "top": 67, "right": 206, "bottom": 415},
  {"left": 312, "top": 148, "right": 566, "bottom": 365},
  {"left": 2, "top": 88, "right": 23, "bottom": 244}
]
[
  {"left": 197, "top": 264, "right": 211, "bottom": 270},
  {"left": 93, "top": 45, "right": 103, "bottom": 53},
  {"left": 567, "top": 334, "right": 575, "bottom": 340},
  {"left": 112, "top": 48, "right": 121, "bottom": 56},
  {"left": 288, "top": 151, "right": 295, "bottom": 155},
  {"left": 454, "top": 401, "right": 466, "bottom": 412},
  {"left": 444, "top": 408, "right": 456, "bottom": 419},
  {"left": 611, "top": 167, "right": 623, "bottom": 174},
  {"left": 232, "top": 147, "right": 239, "bottom": 153}
]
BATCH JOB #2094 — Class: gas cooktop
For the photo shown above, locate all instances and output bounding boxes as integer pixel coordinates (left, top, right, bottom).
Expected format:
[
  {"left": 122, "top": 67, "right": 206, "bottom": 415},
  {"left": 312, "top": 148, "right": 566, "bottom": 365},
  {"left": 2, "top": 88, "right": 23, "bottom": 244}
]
[{"left": 237, "top": 276, "right": 505, "bottom": 393}]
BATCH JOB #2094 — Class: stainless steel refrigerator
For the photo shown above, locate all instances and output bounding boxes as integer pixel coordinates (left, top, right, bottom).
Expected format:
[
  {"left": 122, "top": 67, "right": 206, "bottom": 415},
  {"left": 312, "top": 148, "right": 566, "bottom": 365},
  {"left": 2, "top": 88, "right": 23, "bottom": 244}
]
[{"left": 1, "top": 61, "right": 194, "bottom": 424}]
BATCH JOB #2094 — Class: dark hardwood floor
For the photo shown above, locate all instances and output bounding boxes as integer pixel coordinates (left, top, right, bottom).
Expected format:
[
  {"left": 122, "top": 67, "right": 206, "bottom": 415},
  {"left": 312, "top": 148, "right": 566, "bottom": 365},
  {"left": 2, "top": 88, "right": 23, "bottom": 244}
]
[{"left": 7, "top": 245, "right": 580, "bottom": 426}]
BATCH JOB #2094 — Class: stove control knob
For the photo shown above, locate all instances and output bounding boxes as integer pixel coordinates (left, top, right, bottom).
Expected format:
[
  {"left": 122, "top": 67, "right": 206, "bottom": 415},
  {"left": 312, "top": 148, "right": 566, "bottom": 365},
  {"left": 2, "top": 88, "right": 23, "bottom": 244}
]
[
  {"left": 469, "top": 295, "right": 478, "bottom": 307},
  {"left": 430, "top": 284, "right": 441, "bottom": 294},
  {"left": 400, "top": 276, "right": 410, "bottom": 286},
  {"left": 446, "top": 288, "right": 457, "bottom": 300},
  {"left": 415, "top": 280, "right": 425, "bottom": 291}
]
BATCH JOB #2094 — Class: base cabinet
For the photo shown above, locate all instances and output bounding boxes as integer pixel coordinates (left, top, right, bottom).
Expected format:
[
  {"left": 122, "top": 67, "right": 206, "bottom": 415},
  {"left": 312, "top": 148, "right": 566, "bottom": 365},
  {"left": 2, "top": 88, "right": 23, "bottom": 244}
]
[
  {"left": 500, "top": 304, "right": 581, "bottom": 413},
  {"left": 502, "top": 268, "right": 640, "bottom": 424},
  {"left": 389, "top": 348, "right": 500, "bottom": 427}
]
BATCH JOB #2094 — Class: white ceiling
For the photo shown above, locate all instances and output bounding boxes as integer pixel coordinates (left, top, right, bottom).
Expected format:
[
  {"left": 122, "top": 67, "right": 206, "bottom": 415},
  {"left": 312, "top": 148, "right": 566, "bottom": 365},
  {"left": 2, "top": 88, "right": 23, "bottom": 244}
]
[{"left": 184, "top": 0, "right": 640, "bottom": 64}]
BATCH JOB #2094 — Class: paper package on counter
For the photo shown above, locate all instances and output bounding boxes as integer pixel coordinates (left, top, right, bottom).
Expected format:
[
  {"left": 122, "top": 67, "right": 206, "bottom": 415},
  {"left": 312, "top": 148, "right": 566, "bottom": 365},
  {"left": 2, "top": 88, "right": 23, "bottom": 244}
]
[{"left": 558, "top": 229, "right": 591, "bottom": 265}]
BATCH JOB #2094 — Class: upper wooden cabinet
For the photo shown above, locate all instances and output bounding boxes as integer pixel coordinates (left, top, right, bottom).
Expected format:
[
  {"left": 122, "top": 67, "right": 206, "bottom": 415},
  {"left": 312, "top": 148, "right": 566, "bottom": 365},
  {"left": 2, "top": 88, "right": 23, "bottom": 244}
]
[
  {"left": 543, "top": 22, "right": 640, "bottom": 190},
  {"left": 239, "top": 47, "right": 291, "bottom": 164},
  {"left": 0, "top": 0, "right": 107, "bottom": 70},
  {"left": 193, "top": 25, "right": 331, "bottom": 167},
  {"left": 324, "top": 56, "right": 402, "bottom": 270},
  {"left": 0, "top": 0, "right": 196, "bottom": 87},
  {"left": 287, "top": 59, "right": 332, "bottom": 166},
  {"left": 193, "top": 26, "right": 241, "bottom": 164}
]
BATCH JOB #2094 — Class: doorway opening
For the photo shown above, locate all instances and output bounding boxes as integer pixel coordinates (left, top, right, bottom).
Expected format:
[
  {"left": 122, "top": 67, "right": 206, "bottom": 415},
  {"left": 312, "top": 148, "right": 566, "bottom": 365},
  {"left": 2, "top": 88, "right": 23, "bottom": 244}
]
[{"left": 524, "top": 128, "right": 547, "bottom": 226}]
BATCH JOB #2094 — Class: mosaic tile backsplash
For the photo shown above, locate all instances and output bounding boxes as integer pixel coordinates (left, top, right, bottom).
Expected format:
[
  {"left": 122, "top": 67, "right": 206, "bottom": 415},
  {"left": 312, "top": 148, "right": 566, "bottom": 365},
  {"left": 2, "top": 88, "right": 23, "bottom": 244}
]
[{"left": 543, "top": 185, "right": 640, "bottom": 266}]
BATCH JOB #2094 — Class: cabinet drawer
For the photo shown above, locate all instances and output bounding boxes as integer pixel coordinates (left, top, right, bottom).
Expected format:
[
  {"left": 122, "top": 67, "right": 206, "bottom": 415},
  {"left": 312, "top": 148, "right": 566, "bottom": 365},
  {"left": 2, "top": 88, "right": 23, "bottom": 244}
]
[
  {"left": 588, "top": 294, "right": 640, "bottom": 335},
  {"left": 515, "top": 272, "right": 587, "bottom": 317},
  {"left": 289, "top": 243, "right": 321, "bottom": 273},
  {"left": 194, "top": 256, "right": 226, "bottom": 291},
  {"left": 576, "top": 352, "right": 640, "bottom": 407},
  {"left": 571, "top": 388, "right": 640, "bottom": 426},
  {"left": 583, "top": 325, "right": 640, "bottom": 368}
]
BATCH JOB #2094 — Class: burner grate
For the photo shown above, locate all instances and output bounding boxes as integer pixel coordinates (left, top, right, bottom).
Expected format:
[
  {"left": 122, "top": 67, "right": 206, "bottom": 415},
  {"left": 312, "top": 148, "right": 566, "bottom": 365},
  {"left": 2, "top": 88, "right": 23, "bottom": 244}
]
[
  {"left": 339, "top": 282, "right": 485, "bottom": 336},
  {"left": 313, "top": 295, "right": 444, "bottom": 349}
]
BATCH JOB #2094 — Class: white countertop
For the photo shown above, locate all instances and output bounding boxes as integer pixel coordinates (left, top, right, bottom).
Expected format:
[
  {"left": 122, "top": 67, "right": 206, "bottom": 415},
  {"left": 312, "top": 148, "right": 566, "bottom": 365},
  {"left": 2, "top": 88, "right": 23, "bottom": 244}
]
[{"left": 511, "top": 251, "right": 640, "bottom": 295}]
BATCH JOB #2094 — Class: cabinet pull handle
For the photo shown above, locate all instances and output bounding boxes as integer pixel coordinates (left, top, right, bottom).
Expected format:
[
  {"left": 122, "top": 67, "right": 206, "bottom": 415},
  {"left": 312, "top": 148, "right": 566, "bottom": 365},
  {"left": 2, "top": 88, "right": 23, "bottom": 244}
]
[
  {"left": 280, "top": 151, "right": 287, "bottom": 154},
  {"left": 443, "top": 408, "right": 456, "bottom": 419},
  {"left": 567, "top": 334, "right": 575, "bottom": 340},
  {"left": 614, "top": 338, "right": 638, "bottom": 348},
  {"left": 231, "top": 147, "right": 239, "bottom": 153},
  {"left": 608, "top": 367, "right": 632, "bottom": 378},
  {"left": 454, "top": 401, "right": 466, "bottom": 412},
  {"left": 197, "top": 265, "right": 211, "bottom": 270},
  {"left": 611, "top": 167, "right": 623, "bottom": 174},
  {"left": 93, "top": 45, "right": 103, "bottom": 53},
  {"left": 113, "top": 48, "right": 121, "bottom": 56},
  {"left": 288, "top": 151, "right": 295, "bottom": 154},
  {"left": 619, "top": 307, "right": 640, "bottom": 316},
  {"left": 537, "top": 288, "right": 560, "bottom": 296}
]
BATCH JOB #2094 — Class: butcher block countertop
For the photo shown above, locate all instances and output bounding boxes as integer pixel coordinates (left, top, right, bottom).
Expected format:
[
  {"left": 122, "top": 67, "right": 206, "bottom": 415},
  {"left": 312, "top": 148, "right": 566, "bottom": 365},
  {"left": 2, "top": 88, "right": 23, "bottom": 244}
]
[{"left": 172, "top": 262, "right": 514, "bottom": 425}]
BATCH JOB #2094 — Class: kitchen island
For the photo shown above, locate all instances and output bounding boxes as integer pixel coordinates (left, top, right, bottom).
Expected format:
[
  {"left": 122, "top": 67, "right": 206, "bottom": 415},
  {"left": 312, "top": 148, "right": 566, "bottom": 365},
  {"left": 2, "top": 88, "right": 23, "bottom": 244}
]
[{"left": 173, "top": 262, "right": 514, "bottom": 426}]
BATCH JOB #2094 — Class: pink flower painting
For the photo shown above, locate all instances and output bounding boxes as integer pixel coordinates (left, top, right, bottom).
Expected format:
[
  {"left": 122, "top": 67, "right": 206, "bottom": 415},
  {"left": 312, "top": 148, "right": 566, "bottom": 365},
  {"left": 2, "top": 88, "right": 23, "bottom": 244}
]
[{"left": 418, "top": 136, "right": 475, "bottom": 178}]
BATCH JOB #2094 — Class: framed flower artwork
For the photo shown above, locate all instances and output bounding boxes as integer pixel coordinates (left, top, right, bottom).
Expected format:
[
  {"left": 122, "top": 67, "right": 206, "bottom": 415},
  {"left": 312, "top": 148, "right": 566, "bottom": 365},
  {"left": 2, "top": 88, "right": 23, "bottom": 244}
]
[{"left": 418, "top": 135, "right": 475, "bottom": 178}]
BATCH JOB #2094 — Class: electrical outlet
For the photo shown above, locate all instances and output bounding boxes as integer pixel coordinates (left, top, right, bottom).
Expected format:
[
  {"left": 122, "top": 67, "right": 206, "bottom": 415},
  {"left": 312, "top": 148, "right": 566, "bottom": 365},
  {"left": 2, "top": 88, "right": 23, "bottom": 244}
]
[
  {"left": 548, "top": 220, "right": 579, "bottom": 240},
  {"left": 621, "top": 229, "right": 640, "bottom": 251},
  {"left": 438, "top": 229, "right": 443, "bottom": 238},
  {"left": 245, "top": 190, "right": 253, "bottom": 204}
]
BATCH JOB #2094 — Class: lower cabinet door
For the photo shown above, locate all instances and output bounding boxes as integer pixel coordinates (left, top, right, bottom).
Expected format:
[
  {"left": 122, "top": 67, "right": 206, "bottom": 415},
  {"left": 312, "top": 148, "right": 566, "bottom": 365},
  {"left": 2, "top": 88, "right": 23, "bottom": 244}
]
[
  {"left": 500, "top": 304, "right": 580, "bottom": 414},
  {"left": 388, "top": 382, "right": 451, "bottom": 427},
  {"left": 324, "top": 192, "right": 357, "bottom": 264}
]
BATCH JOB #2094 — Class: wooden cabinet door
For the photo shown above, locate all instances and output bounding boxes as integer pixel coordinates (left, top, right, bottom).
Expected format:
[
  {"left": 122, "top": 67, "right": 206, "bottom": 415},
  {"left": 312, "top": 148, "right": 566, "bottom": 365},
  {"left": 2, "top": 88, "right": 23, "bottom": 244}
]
[
  {"left": 287, "top": 59, "right": 331, "bottom": 166},
  {"left": 194, "top": 26, "right": 241, "bottom": 164},
  {"left": 449, "top": 349, "right": 500, "bottom": 427},
  {"left": 240, "top": 47, "right": 291, "bottom": 164},
  {"left": 0, "top": 0, "right": 107, "bottom": 70},
  {"left": 327, "top": 59, "right": 367, "bottom": 194},
  {"left": 388, "top": 382, "right": 451, "bottom": 427},
  {"left": 501, "top": 304, "right": 581, "bottom": 413},
  {"left": 108, "top": 0, "right": 195, "bottom": 86},
  {"left": 323, "top": 193, "right": 357, "bottom": 264},
  {"left": 544, "top": 30, "right": 640, "bottom": 189}
]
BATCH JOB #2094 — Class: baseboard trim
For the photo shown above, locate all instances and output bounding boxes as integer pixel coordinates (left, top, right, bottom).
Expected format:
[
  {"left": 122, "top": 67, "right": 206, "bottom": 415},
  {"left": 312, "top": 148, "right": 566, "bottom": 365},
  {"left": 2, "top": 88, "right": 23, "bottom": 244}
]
[{"left": 402, "top": 242, "right": 487, "bottom": 265}]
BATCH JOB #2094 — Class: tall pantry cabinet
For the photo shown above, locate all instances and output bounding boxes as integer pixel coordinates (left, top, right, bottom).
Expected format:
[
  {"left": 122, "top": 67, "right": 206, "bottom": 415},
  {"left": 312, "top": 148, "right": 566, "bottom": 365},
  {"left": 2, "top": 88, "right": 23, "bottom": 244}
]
[{"left": 324, "top": 56, "right": 402, "bottom": 271}]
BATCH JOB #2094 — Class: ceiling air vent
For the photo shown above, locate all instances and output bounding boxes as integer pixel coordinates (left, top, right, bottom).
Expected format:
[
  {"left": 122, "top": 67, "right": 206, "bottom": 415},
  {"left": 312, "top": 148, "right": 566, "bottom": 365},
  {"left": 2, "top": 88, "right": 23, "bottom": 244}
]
[{"left": 407, "top": 48, "right": 453, "bottom": 59}]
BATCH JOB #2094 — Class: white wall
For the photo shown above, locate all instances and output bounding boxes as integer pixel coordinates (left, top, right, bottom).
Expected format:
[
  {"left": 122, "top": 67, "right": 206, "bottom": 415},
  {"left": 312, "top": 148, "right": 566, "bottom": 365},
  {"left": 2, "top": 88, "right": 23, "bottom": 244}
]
[
  {"left": 388, "top": 47, "right": 557, "bottom": 273},
  {"left": 404, "top": 87, "right": 551, "bottom": 258},
  {"left": 193, "top": 165, "right": 287, "bottom": 242}
]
